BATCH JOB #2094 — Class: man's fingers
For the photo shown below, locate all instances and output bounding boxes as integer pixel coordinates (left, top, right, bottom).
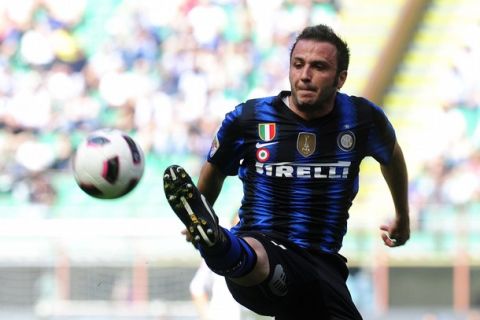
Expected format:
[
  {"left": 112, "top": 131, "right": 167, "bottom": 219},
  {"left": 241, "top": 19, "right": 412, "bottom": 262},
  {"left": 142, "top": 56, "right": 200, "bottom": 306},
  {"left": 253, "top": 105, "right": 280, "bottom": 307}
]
[
  {"left": 382, "top": 232, "right": 396, "bottom": 247},
  {"left": 379, "top": 224, "right": 389, "bottom": 232},
  {"left": 181, "top": 229, "right": 193, "bottom": 242},
  {"left": 382, "top": 232, "right": 408, "bottom": 247},
  {"left": 380, "top": 223, "right": 409, "bottom": 247},
  {"left": 380, "top": 225, "right": 395, "bottom": 246}
]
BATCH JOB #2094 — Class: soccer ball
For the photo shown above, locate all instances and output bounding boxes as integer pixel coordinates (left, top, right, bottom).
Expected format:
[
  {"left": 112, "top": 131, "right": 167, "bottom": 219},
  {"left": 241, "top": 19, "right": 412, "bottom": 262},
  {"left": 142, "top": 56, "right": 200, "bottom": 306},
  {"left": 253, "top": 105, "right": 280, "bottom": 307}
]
[{"left": 73, "top": 129, "right": 145, "bottom": 199}]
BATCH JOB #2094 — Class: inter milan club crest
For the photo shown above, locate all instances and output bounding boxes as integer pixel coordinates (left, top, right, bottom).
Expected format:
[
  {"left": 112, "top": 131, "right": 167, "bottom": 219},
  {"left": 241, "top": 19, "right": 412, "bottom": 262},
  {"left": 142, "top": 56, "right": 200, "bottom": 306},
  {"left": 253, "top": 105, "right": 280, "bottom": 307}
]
[
  {"left": 337, "top": 131, "right": 356, "bottom": 151},
  {"left": 297, "top": 132, "right": 316, "bottom": 157},
  {"left": 258, "top": 123, "right": 276, "bottom": 142}
]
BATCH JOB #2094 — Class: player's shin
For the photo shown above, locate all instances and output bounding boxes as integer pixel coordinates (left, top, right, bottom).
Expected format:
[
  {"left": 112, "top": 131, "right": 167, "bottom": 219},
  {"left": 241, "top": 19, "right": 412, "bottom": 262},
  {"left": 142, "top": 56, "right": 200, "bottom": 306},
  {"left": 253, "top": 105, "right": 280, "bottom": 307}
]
[{"left": 198, "top": 227, "right": 257, "bottom": 278}]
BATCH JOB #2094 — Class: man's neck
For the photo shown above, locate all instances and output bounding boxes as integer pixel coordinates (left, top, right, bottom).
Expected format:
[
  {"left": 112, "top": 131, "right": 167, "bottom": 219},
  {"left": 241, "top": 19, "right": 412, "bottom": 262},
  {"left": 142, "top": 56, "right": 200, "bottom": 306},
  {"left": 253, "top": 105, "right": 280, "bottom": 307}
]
[{"left": 286, "top": 95, "right": 335, "bottom": 121}]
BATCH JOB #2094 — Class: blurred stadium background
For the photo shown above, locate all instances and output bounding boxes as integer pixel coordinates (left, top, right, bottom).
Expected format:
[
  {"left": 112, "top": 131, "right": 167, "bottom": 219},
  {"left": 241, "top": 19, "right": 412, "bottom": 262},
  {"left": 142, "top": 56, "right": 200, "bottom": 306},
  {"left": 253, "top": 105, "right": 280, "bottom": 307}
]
[{"left": 0, "top": 0, "right": 479, "bottom": 319}]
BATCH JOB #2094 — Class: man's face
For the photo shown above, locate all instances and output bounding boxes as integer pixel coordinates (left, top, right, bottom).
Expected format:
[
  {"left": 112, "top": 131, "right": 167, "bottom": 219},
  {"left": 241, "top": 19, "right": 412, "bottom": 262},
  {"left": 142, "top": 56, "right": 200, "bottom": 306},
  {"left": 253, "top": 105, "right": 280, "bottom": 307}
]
[{"left": 289, "top": 40, "right": 347, "bottom": 112}]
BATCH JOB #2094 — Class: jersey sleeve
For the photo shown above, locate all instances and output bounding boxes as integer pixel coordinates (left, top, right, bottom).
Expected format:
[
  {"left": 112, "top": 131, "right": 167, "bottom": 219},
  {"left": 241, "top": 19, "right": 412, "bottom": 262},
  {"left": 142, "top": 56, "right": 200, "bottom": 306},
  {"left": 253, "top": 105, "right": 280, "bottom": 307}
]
[
  {"left": 207, "top": 104, "right": 245, "bottom": 176},
  {"left": 366, "top": 103, "right": 397, "bottom": 164}
]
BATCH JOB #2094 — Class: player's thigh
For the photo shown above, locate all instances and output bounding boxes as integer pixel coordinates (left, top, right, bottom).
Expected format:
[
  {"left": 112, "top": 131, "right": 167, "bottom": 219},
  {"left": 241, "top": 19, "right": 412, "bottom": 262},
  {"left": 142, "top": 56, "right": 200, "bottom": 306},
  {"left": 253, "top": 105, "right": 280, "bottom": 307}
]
[
  {"left": 311, "top": 253, "right": 363, "bottom": 320},
  {"left": 227, "top": 233, "right": 362, "bottom": 319},
  {"left": 225, "top": 232, "right": 321, "bottom": 316}
]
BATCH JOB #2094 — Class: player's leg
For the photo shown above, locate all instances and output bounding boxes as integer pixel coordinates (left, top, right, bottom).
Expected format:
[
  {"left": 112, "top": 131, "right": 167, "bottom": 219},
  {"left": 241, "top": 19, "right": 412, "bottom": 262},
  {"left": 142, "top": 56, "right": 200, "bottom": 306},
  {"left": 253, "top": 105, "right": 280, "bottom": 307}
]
[
  {"left": 225, "top": 232, "right": 324, "bottom": 317},
  {"left": 312, "top": 253, "right": 363, "bottom": 320},
  {"left": 227, "top": 233, "right": 363, "bottom": 319},
  {"left": 163, "top": 165, "right": 268, "bottom": 282}
]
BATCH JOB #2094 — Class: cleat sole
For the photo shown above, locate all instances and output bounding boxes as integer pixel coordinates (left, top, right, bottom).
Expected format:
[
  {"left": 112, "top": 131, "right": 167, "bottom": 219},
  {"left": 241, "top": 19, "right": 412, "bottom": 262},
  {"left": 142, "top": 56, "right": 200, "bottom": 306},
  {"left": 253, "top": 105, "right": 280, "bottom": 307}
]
[{"left": 163, "top": 165, "right": 220, "bottom": 247}]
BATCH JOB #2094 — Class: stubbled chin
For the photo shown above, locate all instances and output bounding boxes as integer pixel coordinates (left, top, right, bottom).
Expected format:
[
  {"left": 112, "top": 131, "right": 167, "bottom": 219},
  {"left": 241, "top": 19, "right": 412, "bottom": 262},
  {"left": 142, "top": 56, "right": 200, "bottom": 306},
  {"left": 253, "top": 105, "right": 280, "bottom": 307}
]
[
  {"left": 297, "top": 95, "right": 316, "bottom": 106},
  {"left": 296, "top": 100, "right": 317, "bottom": 110},
  {"left": 296, "top": 90, "right": 316, "bottom": 99}
]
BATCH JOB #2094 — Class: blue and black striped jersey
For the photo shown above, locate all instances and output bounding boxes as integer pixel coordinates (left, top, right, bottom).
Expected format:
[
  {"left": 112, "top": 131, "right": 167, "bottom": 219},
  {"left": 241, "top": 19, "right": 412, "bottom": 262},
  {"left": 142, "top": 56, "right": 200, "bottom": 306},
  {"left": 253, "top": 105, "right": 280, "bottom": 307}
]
[{"left": 207, "top": 91, "right": 396, "bottom": 254}]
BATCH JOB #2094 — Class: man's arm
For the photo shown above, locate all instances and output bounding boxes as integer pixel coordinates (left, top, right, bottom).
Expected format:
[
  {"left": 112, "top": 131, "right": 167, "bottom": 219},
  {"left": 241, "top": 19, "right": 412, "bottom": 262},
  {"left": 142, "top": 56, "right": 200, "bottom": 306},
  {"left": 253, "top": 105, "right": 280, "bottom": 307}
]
[
  {"left": 197, "top": 161, "right": 227, "bottom": 206},
  {"left": 379, "top": 141, "right": 410, "bottom": 247}
]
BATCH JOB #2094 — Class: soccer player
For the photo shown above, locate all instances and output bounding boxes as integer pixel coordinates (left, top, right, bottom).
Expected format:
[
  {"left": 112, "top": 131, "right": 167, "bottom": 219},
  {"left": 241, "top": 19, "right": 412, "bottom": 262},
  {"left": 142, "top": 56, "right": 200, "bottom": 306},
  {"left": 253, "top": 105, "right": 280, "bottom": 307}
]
[{"left": 164, "top": 24, "right": 410, "bottom": 319}]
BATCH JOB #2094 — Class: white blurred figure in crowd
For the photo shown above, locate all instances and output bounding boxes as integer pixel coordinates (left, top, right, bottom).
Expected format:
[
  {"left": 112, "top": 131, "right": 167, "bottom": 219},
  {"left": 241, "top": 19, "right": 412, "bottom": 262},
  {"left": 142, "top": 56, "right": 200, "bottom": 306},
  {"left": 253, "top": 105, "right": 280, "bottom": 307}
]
[
  {"left": 190, "top": 259, "right": 242, "bottom": 320},
  {"left": 189, "top": 214, "right": 242, "bottom": 320}
]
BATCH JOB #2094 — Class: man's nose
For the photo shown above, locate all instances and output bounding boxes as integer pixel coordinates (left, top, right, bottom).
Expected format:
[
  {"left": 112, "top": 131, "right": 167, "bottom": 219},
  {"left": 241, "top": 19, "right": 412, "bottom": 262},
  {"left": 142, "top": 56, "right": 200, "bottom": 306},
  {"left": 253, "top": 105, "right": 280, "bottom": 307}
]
[{"left": 300, "top": 67, "right": 312, "bottom": 81}]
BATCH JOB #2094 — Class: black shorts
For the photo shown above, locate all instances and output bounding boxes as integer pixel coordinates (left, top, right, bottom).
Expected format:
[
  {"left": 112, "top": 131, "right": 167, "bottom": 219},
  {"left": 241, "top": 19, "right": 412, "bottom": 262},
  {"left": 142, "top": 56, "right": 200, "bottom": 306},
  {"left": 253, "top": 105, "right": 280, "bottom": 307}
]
[{"left": 225, "top": 232, "right": 363, "bottom": 320}]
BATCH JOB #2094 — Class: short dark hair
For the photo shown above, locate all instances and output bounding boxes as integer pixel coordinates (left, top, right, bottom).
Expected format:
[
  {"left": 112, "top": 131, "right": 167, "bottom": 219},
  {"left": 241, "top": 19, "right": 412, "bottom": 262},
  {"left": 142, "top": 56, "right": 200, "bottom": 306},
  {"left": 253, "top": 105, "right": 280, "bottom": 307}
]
[{"left": 290, "top": 24, "right": 350, "bottom": 73}]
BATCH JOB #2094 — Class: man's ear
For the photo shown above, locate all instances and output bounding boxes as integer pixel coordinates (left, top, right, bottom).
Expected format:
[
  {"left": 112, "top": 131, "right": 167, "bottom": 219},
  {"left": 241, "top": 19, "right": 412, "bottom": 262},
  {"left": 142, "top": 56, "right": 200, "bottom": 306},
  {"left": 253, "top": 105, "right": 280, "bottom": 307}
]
[{"left": 337, "top": 70, "right": 348, "bottom": 90}]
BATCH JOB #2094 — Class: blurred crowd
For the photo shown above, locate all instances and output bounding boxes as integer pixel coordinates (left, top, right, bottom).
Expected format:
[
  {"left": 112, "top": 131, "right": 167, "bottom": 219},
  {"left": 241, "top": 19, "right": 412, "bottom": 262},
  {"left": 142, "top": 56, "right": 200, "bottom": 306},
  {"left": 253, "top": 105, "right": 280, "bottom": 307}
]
[
  {"left": 0, "top": 0, "right": 339, "bottom": 208},
  {"left": 0, "top": 0, "right": 478, "bottom": 231},
  {"left": 409, "top": 19, "right": 480, "bottom": 231}
]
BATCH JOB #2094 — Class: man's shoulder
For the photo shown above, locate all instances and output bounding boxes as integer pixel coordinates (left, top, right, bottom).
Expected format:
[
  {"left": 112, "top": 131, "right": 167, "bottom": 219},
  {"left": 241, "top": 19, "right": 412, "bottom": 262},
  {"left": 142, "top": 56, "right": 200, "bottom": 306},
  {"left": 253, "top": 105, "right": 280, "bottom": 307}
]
[
  {"left": 337, "top": 92, "right": 375, "bottom": 109},
  {"left": 235, "top": 92, "right": 285, "bottom": 120},
  {"left": 243, "top": 93, "right": 282, "bottom": 109},
  {"left": 337, "top": 92, "right": 385, "bottom": 120}
]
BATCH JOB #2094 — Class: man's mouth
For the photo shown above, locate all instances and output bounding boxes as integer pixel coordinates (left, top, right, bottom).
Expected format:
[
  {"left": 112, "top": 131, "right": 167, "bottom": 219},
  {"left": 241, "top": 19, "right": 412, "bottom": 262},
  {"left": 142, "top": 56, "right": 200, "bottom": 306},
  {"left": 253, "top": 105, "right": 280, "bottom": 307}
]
[{"left": 297, "top": 87, "right": 316, "bottom": 92}]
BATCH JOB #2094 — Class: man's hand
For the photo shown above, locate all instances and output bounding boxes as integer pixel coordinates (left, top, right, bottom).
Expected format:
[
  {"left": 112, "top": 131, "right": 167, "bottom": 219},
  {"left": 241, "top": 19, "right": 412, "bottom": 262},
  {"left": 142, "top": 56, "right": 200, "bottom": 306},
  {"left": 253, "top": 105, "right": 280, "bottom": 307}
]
[
  {"left": 380, "top": 216, "right": 410, "bottom": 247},
  {"left": 379, "top": 142, "right": 410, "bottom": 248},
  {"left": 181, "top": 228, "right": 193, "bottom": 242}
]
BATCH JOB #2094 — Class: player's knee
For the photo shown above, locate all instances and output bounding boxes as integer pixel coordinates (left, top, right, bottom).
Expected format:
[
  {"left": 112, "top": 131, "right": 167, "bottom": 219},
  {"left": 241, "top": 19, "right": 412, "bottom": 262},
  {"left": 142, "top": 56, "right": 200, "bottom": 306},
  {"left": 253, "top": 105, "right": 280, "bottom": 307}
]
[
  {"left": 246, "top": 237, "right": 270, "bottom": 276},
  {"left": 231, "top": 237, "right": 270, "bottom": 286}
]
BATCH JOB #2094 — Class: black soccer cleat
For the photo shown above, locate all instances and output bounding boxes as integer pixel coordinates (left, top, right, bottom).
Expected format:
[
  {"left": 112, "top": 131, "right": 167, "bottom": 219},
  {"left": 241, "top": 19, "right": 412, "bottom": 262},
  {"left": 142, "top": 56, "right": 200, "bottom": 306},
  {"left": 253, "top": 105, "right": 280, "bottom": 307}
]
[{"left": 163, "top": 165, "right": 221, "bottom": 247}]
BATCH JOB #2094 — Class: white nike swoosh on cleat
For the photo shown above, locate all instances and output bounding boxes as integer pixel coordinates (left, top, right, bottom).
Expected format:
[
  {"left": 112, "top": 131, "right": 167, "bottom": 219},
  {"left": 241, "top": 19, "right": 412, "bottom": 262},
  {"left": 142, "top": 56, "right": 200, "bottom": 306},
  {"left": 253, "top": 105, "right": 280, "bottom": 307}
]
[
  {"left": 255, "top": 141, "right": 278, "bottom": 148},
  {"left": 201, "top": 194, "right": 217, "bottom": 222}
]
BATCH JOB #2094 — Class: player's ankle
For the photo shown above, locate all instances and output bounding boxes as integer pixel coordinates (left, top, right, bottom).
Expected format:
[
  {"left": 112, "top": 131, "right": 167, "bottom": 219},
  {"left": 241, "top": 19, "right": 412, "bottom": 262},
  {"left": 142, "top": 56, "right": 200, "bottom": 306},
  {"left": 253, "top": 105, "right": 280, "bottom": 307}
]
[
  {"left": 204, "top": 236, "right": 258, "bottom": 278},
  {"left": 197, "top": 227, "right": 229, "bottom": 255}
]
